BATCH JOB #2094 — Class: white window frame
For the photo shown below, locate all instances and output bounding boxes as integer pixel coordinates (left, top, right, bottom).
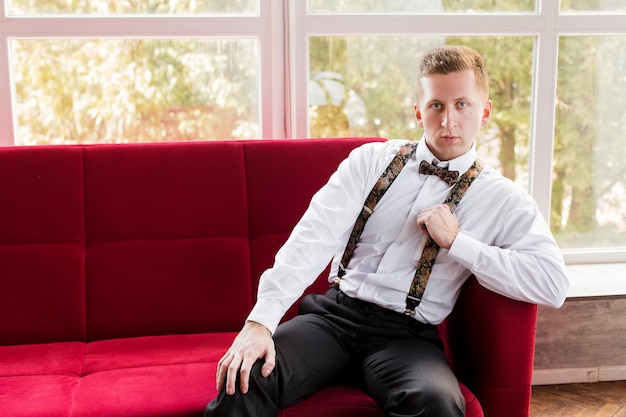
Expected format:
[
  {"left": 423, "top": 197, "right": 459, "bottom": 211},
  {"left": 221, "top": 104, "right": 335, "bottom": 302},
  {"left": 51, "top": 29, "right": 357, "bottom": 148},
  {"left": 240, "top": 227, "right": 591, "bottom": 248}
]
[{"left": 1, "top": 0, "right": 625, "bottom": 264}]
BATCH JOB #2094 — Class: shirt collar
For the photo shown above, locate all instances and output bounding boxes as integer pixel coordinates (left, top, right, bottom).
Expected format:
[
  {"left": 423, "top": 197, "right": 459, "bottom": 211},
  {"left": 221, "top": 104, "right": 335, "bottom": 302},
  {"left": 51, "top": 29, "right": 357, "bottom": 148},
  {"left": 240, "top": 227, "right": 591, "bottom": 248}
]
[{"left": 415, "top": 136, "right": 477, "bottom": 175}]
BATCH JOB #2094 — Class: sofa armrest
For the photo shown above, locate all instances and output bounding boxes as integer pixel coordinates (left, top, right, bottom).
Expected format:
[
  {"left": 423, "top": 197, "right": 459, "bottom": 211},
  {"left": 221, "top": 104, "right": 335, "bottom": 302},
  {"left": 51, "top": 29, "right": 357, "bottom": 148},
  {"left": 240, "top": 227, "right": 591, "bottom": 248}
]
[{"left": 442, "top": 276, "right": 538, "bottom": 417}]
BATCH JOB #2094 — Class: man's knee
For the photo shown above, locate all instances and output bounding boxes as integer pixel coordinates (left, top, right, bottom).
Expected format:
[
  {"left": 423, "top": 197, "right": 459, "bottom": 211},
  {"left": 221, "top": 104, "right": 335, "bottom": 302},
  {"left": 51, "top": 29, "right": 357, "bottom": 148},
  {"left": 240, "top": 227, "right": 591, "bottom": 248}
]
[
  {"left": 205, "top": 359, "right": 279, "bottom": 417},
  {"left": 386, "top": 384, "right": 465, "bottom": 417}
]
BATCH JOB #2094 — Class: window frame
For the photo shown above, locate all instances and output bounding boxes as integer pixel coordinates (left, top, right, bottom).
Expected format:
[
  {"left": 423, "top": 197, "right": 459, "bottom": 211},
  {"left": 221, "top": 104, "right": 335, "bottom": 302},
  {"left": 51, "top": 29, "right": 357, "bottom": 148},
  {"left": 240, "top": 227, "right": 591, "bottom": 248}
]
[{"left": 1, "top": 0, "right": 625, "bottom": 263}]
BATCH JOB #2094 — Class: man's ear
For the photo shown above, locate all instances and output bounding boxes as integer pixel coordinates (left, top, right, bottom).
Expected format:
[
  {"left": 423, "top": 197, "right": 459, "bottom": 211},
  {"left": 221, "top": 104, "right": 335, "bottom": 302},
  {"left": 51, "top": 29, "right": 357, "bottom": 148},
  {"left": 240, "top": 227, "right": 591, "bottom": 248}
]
[
  {"left": 414, "top": 104, "right": 424, "bottom": 128},
  {"left": 481, "top": 100, "right": 493, "bottom": 126}
]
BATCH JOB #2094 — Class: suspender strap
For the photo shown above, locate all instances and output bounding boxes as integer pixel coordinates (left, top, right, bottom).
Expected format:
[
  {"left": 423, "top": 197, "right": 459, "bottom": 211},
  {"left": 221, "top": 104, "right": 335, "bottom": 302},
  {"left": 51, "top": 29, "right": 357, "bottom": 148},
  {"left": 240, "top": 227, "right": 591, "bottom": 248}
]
[
  {"left": 404, "top": 159, "right": 484, "bottom": 315},
  {"left": 334, "top": 142, "right": 417, "bottom": 287}
]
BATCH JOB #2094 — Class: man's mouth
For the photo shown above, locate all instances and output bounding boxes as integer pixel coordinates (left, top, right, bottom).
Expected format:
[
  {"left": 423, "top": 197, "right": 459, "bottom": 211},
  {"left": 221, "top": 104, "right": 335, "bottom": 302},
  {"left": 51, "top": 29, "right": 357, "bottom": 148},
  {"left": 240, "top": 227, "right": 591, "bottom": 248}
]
[{"left": 441, "top": 135, "right": 459, "bottom": 142}]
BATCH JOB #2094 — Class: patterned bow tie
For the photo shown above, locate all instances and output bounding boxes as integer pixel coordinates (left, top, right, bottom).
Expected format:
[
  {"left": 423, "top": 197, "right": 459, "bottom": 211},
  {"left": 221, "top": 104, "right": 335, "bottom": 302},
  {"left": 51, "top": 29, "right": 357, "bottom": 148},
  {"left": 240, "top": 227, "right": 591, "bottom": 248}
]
[{"left": 418, "top": 160, "right": 459, "bottom": 186}]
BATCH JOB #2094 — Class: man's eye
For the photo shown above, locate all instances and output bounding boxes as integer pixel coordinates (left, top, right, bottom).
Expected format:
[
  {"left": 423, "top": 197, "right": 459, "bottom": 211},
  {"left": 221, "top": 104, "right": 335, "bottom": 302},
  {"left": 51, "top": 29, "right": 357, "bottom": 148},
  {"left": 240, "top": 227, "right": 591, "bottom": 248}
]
[
  {"left": 458, "top": 101, "right": 468, "bottom": 108},
  {"left": 432, "top": 103, "right": 442, "bottom": 110}
]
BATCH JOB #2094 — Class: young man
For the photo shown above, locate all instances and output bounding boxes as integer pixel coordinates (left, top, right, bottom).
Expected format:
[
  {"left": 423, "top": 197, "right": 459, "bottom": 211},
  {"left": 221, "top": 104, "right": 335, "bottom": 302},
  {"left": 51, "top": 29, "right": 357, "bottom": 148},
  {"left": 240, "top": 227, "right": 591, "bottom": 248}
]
[{"left": 205, "top": 45, "right": 568, "bottom": 417}]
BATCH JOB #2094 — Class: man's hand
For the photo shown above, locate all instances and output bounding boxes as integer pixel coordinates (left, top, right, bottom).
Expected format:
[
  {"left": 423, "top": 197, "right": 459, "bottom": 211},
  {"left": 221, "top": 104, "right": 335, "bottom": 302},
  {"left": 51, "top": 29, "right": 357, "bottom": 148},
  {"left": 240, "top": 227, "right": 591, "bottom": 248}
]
[
  {"left": 216, "top": 321, "right": 275, "bottom": 395},
  {"left": 416, "top": 204, "right": 459, "bottom": 249}
]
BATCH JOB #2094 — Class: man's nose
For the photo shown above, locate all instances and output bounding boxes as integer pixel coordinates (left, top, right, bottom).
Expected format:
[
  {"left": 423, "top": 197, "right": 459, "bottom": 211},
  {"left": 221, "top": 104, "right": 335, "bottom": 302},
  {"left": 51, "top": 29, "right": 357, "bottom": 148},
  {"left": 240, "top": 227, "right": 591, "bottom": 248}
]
[{"left": 441, "top": 110, "right": 457, "bottom": 129}]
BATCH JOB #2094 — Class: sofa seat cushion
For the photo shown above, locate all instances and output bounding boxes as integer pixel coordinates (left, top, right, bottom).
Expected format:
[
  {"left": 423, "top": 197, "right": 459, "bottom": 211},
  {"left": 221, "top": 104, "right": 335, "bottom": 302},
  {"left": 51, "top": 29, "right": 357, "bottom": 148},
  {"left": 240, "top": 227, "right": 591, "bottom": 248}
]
[
  {"left": 0, "top": 375, "right": 80, "bottom": 417},
  {"left": 2, "top": 333, "right": 481, "bottom": 417},
  {"left": 69, "top": 333, "right": 235, "bottom": 417},
  {"left": 81, "top": 333, "right": 236, "bottom": 374},
  {"left": 0, "top": 342, "right": 85, "bottom": 417},
  {"left": 72, "top": 362, "right": 215, "bottom": 417},
  {"left": 0, "top": 342, "right": 85, "bottom": 376},
  {"left": 280, "top": 382, "right": 482, "bottom": 417}
]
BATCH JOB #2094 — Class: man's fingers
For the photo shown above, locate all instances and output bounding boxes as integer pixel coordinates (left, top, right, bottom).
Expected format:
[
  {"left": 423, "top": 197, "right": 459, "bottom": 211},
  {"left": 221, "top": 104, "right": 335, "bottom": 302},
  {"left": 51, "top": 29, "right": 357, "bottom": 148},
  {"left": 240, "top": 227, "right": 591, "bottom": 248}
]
[
  {"left": 261, "top": 345, "right": 276, "bottom": 377},
  {"left": 238, "top": 355, "right": 256, "bottom": 394},
  {"left": 215, "top": 353, "right": 231, "bottom": 392},
  {"left": 225, "top": 355, "right": 243, "bottom": 395}
]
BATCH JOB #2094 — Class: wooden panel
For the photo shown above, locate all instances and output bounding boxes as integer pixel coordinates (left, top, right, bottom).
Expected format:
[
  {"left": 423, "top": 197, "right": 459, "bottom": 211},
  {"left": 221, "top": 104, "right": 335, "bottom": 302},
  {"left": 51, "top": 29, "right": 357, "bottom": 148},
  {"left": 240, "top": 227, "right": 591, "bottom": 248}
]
[{"left": 534, "top": 297, "right": 626, "bottom": 369}]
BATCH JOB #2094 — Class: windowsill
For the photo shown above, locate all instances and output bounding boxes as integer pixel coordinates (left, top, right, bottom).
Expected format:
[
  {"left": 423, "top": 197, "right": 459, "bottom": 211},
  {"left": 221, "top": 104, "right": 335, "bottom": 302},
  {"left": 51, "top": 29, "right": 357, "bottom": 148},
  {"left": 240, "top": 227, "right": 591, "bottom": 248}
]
[{"left": 565, "top": 263, "right": 626, "bottom": 299}]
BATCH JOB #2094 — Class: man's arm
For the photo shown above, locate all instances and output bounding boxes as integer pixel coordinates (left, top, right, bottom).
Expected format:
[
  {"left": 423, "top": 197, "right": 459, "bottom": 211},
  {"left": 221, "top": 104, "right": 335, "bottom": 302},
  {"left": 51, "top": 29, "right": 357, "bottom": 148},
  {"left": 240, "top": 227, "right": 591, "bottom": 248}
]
[{"left": 418, "top": 194, "right": 569, "bottom": 308}]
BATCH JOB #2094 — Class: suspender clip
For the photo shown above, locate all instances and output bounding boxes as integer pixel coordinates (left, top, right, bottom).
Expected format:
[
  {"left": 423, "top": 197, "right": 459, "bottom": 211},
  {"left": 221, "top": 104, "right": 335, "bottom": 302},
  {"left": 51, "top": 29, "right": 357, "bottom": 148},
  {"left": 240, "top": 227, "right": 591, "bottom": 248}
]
[
  {"left": 404, "top": 295, "right": 421, "bottom": 316},
  {"left": 338, "top": 264, "right": 346, "bottom": 278}
]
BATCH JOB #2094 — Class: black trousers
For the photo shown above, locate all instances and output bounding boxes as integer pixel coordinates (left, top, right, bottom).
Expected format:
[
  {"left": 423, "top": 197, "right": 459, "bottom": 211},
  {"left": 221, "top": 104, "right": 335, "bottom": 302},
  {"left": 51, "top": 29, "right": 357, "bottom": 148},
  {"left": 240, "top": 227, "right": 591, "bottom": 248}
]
[{"left": 205, "top": 287, "right": 465, "bottom": 417}]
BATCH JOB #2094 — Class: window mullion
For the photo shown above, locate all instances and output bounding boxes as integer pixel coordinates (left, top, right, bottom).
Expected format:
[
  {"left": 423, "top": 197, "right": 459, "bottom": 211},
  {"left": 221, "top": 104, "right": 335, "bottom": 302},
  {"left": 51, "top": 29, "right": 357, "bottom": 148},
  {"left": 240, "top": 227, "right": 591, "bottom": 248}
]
[
  {"left": 0, "top": 36, "right": 14, "bottom": 147},
  {"left": 529, "top": 0, "right": 560, "bottom": 223},
  {"left": 290, "top": 0, "right": 309, "bottom": 138},
  {"left": 299, "top": 13, "right": 545, "bottom": 35}
]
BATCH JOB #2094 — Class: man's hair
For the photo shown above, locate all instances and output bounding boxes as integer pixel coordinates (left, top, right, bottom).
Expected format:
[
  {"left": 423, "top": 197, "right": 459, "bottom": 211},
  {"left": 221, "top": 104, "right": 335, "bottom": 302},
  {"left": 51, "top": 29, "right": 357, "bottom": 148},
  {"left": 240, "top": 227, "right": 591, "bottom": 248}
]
[{"left": 415, "top": 45, "right": 489, "bottom": 104}]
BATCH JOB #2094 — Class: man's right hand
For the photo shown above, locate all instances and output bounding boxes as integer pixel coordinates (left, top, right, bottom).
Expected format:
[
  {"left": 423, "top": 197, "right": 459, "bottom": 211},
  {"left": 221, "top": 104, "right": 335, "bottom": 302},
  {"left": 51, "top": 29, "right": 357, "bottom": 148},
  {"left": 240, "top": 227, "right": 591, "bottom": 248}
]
[{"left": 215, "top": 321, "right": 276, "bottom": 395}]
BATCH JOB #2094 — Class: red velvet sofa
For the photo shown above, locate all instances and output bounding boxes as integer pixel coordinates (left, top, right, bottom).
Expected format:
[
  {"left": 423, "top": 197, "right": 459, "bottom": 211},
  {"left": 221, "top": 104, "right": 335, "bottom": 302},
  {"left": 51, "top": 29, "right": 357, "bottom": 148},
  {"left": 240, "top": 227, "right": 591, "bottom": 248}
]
[{"left": 0, "top": 138, "right": 538, "bottom": 417}]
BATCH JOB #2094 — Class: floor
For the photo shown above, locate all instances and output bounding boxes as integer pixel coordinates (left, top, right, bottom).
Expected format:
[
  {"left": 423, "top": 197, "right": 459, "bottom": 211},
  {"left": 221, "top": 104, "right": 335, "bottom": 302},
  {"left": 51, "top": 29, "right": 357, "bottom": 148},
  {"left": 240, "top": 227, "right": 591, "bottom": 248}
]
[{"left": 530, "top": 381, "right": 626, "bottom": 416}]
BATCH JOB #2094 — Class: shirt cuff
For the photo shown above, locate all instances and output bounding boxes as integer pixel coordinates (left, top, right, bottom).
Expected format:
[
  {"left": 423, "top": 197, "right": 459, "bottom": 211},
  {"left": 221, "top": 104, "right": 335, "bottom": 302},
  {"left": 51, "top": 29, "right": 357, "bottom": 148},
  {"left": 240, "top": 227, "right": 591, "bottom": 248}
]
[
  {"left": 448, "top": 231, "right": 486, "bottom": 271},
  {"left": 246, "top": 298, "right": 286, "bottom": 335}
]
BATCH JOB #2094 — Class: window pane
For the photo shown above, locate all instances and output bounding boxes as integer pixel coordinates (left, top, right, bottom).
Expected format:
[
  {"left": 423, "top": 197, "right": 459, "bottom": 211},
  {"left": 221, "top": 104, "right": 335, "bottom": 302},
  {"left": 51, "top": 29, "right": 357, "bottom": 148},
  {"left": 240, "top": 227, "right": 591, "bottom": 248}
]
[
  {"left": 9, "top": 0, "right": 258, "bottom": 15},
  {"left": 561, "top": 0, "right": 626, "bottom": 13},
  {"left": 11, "top": 39, "right": 259, "bottom": 145},
  {"left": 308, "top": 0, "right": 535, "bottom": 13},
  {"left": 552, "top": 35, "right": 626, "bottom": 250},
  {"left": 308, "top": 36, "right": 534, "bottom": 188}
]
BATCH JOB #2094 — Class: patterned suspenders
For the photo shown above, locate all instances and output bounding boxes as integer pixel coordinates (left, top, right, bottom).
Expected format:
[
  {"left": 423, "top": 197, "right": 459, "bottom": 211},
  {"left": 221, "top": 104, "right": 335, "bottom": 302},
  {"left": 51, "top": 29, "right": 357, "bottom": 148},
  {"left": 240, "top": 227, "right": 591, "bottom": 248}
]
[{"left": 334, "top": 141, "right": 484, "bottom": 316}]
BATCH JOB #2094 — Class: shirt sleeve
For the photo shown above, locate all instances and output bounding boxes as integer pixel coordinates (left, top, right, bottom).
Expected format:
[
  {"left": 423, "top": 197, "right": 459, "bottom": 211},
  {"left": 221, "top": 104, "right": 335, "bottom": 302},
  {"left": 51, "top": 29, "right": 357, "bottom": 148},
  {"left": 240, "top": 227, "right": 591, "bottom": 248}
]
[
  {"left": 449, "top": 189, "right": 569, "bottom": 308},
  {"left": 247, "top": 142, "right": 390, "bottom": 334}
]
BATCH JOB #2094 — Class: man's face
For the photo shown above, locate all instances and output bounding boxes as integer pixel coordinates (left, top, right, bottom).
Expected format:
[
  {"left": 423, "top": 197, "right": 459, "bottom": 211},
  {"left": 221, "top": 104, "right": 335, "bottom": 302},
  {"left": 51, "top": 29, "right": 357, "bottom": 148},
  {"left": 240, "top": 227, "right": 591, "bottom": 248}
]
[{"left": 414, "top": 69, "right": 492, "bottom": 161}]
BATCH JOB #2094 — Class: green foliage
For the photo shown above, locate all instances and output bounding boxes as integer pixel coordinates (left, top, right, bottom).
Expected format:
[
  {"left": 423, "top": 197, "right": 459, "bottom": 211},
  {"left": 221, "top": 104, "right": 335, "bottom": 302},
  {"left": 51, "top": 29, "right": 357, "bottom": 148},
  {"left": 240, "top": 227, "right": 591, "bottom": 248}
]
[
  {"left": 13, "top": 38, "right": 259, "bottom": 144},
  {"left": 552, "top": 35, "right": 626, "bottom": 246}
]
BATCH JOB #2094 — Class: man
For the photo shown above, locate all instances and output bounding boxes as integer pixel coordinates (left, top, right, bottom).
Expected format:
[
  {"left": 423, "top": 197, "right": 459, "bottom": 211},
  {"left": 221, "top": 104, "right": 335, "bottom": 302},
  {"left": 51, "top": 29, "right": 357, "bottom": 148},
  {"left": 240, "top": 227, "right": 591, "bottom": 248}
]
[{"left": 205, "top": 45, "right": 568, "bottom": 417}]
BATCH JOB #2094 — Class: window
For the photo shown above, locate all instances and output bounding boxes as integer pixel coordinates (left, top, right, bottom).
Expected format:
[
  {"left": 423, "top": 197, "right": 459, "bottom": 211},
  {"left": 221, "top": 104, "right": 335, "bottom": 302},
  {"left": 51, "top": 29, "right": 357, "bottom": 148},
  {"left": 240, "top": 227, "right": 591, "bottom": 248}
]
[
  {"left": 1, "top": 0, "right": 625, "bottom": 264},
  {"left": 0, "top": 0, "right": 279, "bottom": 144},
  {"left": 12, "top": 39, "right": 259, "bottom": 144},
  {"left": 307, "top": 35, "right": 534, "bottom": 192},
  {"left": 553, "top": 35, "right": 626, "bottom": 251}
]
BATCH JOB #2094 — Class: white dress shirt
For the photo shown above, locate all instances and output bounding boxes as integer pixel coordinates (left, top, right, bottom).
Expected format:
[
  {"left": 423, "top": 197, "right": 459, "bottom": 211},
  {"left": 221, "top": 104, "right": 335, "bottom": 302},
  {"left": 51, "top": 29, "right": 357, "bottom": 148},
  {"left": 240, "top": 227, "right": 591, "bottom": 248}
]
[{"left": 248, "top": 139, "right": 569, "bottom": 334}]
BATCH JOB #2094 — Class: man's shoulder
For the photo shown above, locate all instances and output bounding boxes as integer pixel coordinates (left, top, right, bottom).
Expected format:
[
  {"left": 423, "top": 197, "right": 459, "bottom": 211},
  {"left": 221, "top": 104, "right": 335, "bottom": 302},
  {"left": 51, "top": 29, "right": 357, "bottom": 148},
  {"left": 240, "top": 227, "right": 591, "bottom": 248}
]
[
  {"left": 473, "top": 165, "right": 536, "bottom": 206},
  {"left": 350, "top": 139, "right": 414, "bottom": 163},
  {"left": 357, "top": 138, "right": 413, "bottom": 151}
]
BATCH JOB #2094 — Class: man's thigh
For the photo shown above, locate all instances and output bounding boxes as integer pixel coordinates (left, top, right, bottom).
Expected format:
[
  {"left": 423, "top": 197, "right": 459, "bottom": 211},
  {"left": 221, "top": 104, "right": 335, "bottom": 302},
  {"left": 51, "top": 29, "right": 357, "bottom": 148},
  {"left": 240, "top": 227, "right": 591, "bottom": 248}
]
[
  {"left": 272, "top": 300, "right": 354, "bottom": 409},
  {"left": 360, "top": 338, "right": 465, "bottom": 417}
]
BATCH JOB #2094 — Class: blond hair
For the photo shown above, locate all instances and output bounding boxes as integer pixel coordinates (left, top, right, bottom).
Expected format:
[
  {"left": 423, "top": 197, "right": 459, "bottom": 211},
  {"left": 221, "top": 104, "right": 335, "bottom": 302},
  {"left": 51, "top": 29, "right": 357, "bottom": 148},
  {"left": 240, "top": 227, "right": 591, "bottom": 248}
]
[{"left": 415, "top": 45, "right": 489, "bottom": 104}]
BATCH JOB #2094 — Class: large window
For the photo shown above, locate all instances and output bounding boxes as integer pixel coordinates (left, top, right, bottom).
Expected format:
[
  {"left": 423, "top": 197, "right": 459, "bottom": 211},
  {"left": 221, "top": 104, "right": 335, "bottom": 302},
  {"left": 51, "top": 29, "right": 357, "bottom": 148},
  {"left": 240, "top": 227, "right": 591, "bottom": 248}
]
[
  {"left": 12, "top": 39, "right": 259, "bottom": 144},
  {"left": 1, "top": 0, "right": 625, "bottom": 263},
  {"left": 1, "top": 0, "right": 280, "bottom": 143},
  {"left": 308, "top": 35, "right": 534, "bottom": 192},
  {"left": 553, "top": 35, "right": 626, "bottom": 251}
]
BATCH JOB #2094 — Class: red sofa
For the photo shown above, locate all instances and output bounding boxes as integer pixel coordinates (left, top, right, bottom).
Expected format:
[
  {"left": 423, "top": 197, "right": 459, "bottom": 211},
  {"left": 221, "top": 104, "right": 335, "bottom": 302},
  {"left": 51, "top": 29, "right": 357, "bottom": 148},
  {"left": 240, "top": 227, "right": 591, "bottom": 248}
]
[{"left": 0, "top": 138, "right": 538, "bottom": 417}]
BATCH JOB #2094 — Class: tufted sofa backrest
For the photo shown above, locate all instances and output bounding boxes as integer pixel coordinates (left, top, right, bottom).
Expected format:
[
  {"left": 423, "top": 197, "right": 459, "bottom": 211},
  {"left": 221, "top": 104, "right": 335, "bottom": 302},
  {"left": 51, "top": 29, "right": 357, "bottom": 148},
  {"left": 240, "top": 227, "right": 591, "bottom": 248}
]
[{"left": 0, "top": 138, "right": 384, "bottom": 345}]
